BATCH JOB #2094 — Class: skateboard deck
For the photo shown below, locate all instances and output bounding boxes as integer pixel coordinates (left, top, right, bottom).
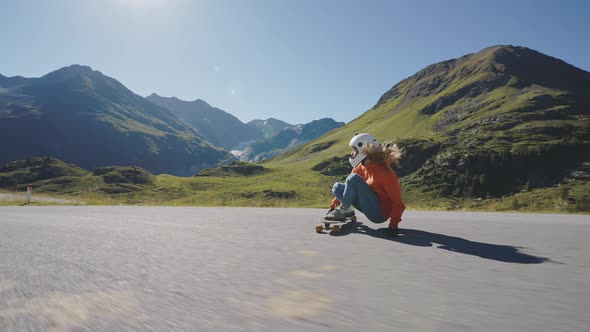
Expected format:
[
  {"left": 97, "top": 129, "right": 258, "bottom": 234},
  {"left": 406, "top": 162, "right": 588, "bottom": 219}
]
[{"left": 315, "top": 215, "right": 362, "bottom": 233}]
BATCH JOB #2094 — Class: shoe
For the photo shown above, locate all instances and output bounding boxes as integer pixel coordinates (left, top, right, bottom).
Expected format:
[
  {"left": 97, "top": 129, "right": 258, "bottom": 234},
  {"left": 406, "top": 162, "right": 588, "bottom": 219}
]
[
  {"left": 325, "top": 206, "right": 354, "bottom": 221},
  {"left": 382, "top": 227, "right": 399, "bottom": 237},
  {"left": 342, "top": 207, "right": 355, "bottom": 217}
]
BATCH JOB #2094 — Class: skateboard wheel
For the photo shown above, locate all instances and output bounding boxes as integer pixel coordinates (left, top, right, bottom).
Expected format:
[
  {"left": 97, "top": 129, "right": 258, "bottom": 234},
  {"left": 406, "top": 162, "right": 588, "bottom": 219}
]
[
  {"left": 333, "top": 225, "right": 341, "bottom": 232},
  {"left": 315, "top": 224, "right": 324, "bottom": 233}
]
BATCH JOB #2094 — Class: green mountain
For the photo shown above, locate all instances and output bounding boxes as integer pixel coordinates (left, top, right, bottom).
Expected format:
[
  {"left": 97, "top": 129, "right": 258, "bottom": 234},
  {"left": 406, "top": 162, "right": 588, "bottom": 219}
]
[
  {"left": 0, "top": 157, "right": 88, "bottom": 189},
  {"left": 0, "top": 65, "right": 234, "bottom": 176},
  {"left": 145, "top": 93, "right": 262, "bottom": 149},
  {"left": 0, "top": 157, "right": 158, "bottom": 198},
  {"left": 273, "top": 45, "right": 589, "bottom": 203}
]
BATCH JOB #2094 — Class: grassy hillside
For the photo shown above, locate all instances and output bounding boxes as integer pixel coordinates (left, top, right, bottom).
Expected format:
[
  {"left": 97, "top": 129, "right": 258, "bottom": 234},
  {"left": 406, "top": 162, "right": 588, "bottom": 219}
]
[
  {"left": 0, "top": 157, "right": 89, "bottom": 189},
  {"left": 0, "top": 159, "right": 335, "bottom": 207},
  {"left": 1, "top": 157, "right": 587, "bottom": 213}
]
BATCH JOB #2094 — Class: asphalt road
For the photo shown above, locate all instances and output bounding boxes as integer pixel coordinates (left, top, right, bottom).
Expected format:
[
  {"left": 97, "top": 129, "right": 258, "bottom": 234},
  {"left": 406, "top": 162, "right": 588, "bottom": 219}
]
[{"left": 0, "top": 207, "right": 588, "bottom": 331}]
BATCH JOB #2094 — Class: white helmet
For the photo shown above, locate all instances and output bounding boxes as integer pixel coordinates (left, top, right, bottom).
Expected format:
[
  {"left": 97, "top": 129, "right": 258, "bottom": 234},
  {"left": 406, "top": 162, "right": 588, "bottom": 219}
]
[{"left": 348, "top": 133, "right": 377, "bottom": 167}]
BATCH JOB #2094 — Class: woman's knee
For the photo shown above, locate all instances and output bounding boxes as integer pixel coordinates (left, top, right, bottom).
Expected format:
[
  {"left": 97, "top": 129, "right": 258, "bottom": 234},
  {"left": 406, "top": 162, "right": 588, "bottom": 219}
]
[{"left": 332, "top": 182, "right": 345, "bottom": 195}]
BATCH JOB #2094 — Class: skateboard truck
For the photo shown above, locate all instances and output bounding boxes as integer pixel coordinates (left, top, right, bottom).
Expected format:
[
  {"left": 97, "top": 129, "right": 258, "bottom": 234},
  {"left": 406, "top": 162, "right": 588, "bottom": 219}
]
[{"left": 315, "top": 215, "right": 360, "bottom": 233}]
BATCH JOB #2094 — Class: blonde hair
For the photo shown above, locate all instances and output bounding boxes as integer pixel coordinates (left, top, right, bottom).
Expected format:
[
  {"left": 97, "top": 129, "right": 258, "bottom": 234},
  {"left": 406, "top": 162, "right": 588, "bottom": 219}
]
[{"left": 361, "top": 141, "right": 402, "bottom": 167}]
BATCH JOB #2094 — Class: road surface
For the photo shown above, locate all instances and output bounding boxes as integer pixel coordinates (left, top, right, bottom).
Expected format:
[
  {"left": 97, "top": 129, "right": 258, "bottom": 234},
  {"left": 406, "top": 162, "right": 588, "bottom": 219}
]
[{"left": 0, "top": 207, "right": 588, "bottom": 331}]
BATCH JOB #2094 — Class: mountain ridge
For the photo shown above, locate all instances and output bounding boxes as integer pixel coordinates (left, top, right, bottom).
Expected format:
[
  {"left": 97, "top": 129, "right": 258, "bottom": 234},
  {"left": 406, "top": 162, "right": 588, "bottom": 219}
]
[
  {"left": 0, "top": 65, "right": 234, "bottom": 176},
  {"left": 247, "top": 118, "right": 298, "bottom": 139},
  {"left": 147, "top": 94, "right": 345, "bottom": 161},
  {"left": 146, "top": 93, "right": 262, "bottom": 149},
  {"left": 239, "top": 117, "right": 345, "bottom": 162}
]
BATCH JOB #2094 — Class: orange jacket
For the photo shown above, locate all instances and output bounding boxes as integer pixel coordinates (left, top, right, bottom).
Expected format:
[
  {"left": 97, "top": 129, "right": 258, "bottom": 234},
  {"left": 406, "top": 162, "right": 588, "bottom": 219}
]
[{"left": 331, "top": 161, "right": 405, "bottom": 225}]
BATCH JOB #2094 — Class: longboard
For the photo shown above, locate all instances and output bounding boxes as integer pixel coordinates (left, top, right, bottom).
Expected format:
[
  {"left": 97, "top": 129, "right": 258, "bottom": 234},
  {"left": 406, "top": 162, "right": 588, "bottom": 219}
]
[{"left": 315, "top": 215, "right": 362, "bottom": 233}]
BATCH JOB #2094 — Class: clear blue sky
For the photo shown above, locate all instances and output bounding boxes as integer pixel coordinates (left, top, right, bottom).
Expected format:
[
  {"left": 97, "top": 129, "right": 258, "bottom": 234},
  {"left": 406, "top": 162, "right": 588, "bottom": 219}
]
[{"left": 1, "top": 0, "right": 589, "bottom": 124}]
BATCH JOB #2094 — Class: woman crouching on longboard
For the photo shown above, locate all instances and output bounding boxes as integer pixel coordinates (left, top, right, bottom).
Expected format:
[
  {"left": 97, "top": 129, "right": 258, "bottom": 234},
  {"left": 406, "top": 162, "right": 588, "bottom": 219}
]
[{"left": 325, "top": 133, "right": 405, "bottom": 237}]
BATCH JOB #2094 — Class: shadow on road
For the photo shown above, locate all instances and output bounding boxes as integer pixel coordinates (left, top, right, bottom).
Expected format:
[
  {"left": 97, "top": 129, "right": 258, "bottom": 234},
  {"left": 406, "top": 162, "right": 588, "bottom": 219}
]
[{"left": 329, "top": 223, "right": 553, "bottom": 264}]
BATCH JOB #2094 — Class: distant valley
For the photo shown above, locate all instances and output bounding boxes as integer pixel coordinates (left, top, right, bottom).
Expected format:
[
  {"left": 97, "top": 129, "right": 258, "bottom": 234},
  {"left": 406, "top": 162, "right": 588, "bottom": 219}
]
[{"left": 146, "top": 93, "right": 344, "bottom": 161}]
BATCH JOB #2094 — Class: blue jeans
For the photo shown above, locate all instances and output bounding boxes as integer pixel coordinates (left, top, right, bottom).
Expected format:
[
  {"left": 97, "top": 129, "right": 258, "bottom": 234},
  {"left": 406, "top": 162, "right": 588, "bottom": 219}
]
[{"left": 332, "top": 173, "right": 385, "bottom": 223}]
